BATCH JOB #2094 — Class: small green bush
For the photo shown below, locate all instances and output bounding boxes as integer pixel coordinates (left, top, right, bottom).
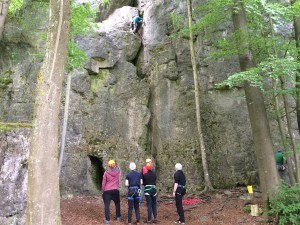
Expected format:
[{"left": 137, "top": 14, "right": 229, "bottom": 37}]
[{"left": 269, "top": 183, "right": 300, "bottom": 225}]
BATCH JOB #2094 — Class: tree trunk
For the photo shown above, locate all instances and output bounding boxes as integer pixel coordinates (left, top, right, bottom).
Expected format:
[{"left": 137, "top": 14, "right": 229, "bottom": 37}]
[
  {"left": 280, "top": 77, "right": 300, "bottom": 183},
  {"left": 269, "top": 15, "right": 296, "bottom": 185},
  {"left": 0, "top": 0, "right": 11, "bottom": 40},
  {"left": 292, "top": 0, "right": 300, "bottom": 135},
  {"left": 231, "top": 0, "right": 279, "bottom": 213},
  {"left": 272, "top": 80, "right": 296, "bottom": 185},
  {"left": 25, "top": 0, "right": 70, "bottom": 224},
  {"left": 187, "top": 0, "right": 214, "bottom": 191},
  {"left": 291, "top": 0, "right": 300, "bottom": 183}
]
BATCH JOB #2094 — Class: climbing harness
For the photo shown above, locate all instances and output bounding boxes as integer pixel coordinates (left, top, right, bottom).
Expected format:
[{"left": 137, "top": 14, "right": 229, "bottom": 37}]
[
  {"left": 128, "top": 186, "right": 141, "bottom": 200},
  {"left": 144, "top": 185, "right": 156, "bottom": 191},
  {"left": 178, "top": 185, "right": 186, "bottom": 189}
]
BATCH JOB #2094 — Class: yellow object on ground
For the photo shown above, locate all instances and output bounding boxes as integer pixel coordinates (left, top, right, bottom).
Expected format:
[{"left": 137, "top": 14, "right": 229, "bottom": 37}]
[{"left": 247, "top": 185, "right": 253, "bottom": 194}]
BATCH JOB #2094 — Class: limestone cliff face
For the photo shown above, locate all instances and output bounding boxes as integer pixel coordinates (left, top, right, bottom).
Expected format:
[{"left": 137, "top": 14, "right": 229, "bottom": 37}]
[{"left": 0, "top": 0, "right": 259, "bottom": 224}]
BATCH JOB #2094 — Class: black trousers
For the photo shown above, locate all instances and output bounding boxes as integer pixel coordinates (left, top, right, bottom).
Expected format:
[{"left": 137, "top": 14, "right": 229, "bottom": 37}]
[
  {"left": 145, "top": 188, "right": 157, "bottom": 222},
  {"left": 102, "top": 189, "right": 121, "bottom": 222},
  {"left": 128, "top": 188, "right": 140, "bottom": 223},
  {"left": 175, "top": 188, "right": 186, "bottom": 222}
]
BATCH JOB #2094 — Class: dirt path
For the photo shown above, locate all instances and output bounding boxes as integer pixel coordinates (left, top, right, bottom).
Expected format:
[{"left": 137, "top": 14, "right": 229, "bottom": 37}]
[{"left": 61, "top": 189, "right": 275, "bottom": 225}]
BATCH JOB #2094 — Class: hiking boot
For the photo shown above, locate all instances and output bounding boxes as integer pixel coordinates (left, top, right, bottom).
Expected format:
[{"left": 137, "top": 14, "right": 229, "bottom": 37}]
[
  {"left": 144, "top": 221, "right": 151, "bottom": 224},
  {"left": 153, "top": 218, "right": 158, "bottom": 223},
  {"left": 174, "top": 221, "right": 185, "bottom": 224},
  {"left": 105, "top": 220, "right": 110, "bottom": 224},
  {"left": 116, "top": 217, "right": 121, "bottom": 222}
]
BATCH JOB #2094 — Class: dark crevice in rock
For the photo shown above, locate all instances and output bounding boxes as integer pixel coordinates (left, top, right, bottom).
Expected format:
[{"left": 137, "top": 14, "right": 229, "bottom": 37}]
[
  {"left": 88, "top": 155, "right": 105, "bottom": 192},
  {"left": 130, "top": 43, "right": 144, "bottom": 78},
  {"left": 5, "top": 212, "right": 18, "bottom": 218}
]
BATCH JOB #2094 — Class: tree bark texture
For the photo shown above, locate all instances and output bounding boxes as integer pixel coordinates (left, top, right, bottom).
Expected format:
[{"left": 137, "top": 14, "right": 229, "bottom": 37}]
[
  {"left": 292, "top": 0, "right": 300, "bottom": 135},
  {"left": 231, "top": 0, "right": 279, "bottom": 206},
  {"left": 187, "top": 0, "right": 214, "bottom": 190},
  {"left": 26, "top": 0, "right": 70, "bottom": 224},
  {"left": 0, "top": 0, "right": 11, "bottom": 40},
  {"left": 292, "top": 0, "right": 300, "bottom": 182}
]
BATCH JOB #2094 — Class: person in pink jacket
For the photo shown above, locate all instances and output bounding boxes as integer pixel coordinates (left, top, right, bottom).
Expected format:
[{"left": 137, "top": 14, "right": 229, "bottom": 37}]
[{"left": 102, "top": 160, "right": 121, "bottom": 224}]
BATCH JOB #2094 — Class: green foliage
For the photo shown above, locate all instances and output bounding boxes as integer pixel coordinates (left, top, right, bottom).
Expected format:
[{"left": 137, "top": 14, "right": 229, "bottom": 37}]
[
  {"left": 216, "top": 58, "right": 300, "bottom": 90},
  {"left": 100, "top": 0, "right": 110, "bottom": 7},
  {"left": 169, "top": 12, "right": 185, "bottom": 34},
  {"left": 70, "top": 2, "right": 96, "bottom": 37},
  {"left": 193, "top": 0, "right": 232, "bottom": 34},
  {"left": 67, "top": 1, "right": 96, "bottom": 71},
  {"left": 269, "top": 183, "right": 300, "bottom": 225},
  {"left": 8, "top": 0, "right": 23, "bottom": 16},
  {"left": 215, "top": 67, "right": 262, "bottom": 89},
  {"left": 67, "top": 41, "right": 87, "bottom": 71},
  {"left": 0, "top": 71, "right": 13, "bottom": 89}
]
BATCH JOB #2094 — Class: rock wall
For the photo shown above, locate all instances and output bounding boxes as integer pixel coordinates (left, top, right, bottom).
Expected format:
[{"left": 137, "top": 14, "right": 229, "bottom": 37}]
[
  {"left": 0, "top": 129, "right": 30, "bottom": 225},
  {"left": 0, "top": 0, "right": 266, "bottom": 223}
]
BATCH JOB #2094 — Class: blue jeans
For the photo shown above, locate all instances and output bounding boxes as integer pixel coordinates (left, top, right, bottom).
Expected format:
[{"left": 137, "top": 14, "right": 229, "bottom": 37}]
[{"left": 102, "top": 189, "right": 121, "bottom": 222}]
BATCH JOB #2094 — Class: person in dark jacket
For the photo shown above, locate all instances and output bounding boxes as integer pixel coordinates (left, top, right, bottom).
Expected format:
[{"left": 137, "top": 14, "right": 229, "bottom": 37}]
[
  {"left": 140, "top": 158, "right": 152, "bottom": 205},
  {"left": 125, "top": 162, "right": 143, "bottom": 225},
  {"left": 142, "top": 162, "right": 157, "bottom": 224},
  {"left": 173, "top": 163, "right": 186, "bottom": 224},
  {"left": 102, "top": 160, "right": 121, "bottom": 224}
]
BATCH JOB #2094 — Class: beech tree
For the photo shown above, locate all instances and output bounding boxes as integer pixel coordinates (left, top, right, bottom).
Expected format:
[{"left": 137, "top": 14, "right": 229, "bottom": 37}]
[
  {"left": 26, "top": 0, "right": 70, "bottom": 224},
  {"left": 231, "top": 0, "right": 279, "bottom": 212}
]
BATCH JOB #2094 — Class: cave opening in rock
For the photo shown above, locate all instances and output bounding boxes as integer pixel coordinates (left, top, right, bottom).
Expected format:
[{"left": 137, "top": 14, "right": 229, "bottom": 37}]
[{"left": 88, "top": 155, "right": 105, "bottom": 192}]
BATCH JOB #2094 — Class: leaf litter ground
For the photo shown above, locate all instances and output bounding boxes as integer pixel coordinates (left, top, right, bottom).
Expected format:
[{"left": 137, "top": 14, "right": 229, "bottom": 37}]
[{"left": 61, "top": 188, "right": 275, "bottom": 225}]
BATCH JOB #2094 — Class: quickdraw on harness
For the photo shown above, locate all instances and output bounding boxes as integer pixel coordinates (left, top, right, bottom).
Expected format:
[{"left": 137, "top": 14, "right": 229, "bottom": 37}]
[{"left": 128, "top": 186, "right": 141, "bottom": 200}]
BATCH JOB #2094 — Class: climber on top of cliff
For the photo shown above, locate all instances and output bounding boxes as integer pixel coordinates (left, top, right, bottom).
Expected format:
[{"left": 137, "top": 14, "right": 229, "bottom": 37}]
[{"left": 131, "top": 14, "right": 144, "bottom": 36}]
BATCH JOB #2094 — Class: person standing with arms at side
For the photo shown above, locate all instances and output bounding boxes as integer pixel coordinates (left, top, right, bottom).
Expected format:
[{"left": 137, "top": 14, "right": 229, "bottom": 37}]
[
  {"left": 140, "top": 158, "right": 152, "bottom": 205},
  {"left": 102, "top": 160, "right": 121, "bottom": 225},
  {"left": 173, "top": 163, "right": 186, "bottom": 224},
  {"left": 125, "top": 162, "right": 143, "bottom": 225},
  {"left": 142, "top": 161, "right": 158, "bottom": 224}
]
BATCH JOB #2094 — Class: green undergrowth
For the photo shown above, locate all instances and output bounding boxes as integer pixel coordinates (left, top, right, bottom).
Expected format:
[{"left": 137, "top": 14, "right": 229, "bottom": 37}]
[
  {"left": 0, "top": 122, "right": 32, "bottom": 131},
  {"left": 269, "top": 183, "right": 300, "bottom": 225},
  {"left": 0, "top": 74, "right": 13, "bottom": 89}
]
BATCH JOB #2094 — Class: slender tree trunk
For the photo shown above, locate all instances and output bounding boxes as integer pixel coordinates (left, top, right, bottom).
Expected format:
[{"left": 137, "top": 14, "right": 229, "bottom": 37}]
[
  {"left": 231, "top": 0, "right": 279, "bottom": 214},
  {"left": 291, "top": 0, "right": 300, "bottom": 183},
  {"left": 291, "top": 0, "right": 300, "bottom": 134},
  {"left": 280, "top": 77, "right": 300, "bottom": 183},
  {"left": 272, "top": 80, "right": 296, "bottom": 185},
  {"left": 26, "top": 0, "right": 70, "bottom": 224},
  {"left": 58, "top": 73, "right": 72, "bottom": 176},
  {"left": 269, "top": 15, "right": 296, "bottom": 185},
  {"left": 0, "top": 0, "right": 11, "bottom": 40},
  {"left": 187, "top": 0, "right": 214, "bottom": 191}
]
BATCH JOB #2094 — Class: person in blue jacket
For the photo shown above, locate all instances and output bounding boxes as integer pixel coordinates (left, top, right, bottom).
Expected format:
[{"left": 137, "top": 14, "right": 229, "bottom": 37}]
[{"left": 131, "top": 15, "right": 143, "bottom": 34}]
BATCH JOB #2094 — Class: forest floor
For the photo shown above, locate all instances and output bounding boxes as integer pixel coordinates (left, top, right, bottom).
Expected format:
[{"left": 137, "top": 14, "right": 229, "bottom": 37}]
[{"left": 61, "top": 188, "right": 276, "bottom": 225}]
